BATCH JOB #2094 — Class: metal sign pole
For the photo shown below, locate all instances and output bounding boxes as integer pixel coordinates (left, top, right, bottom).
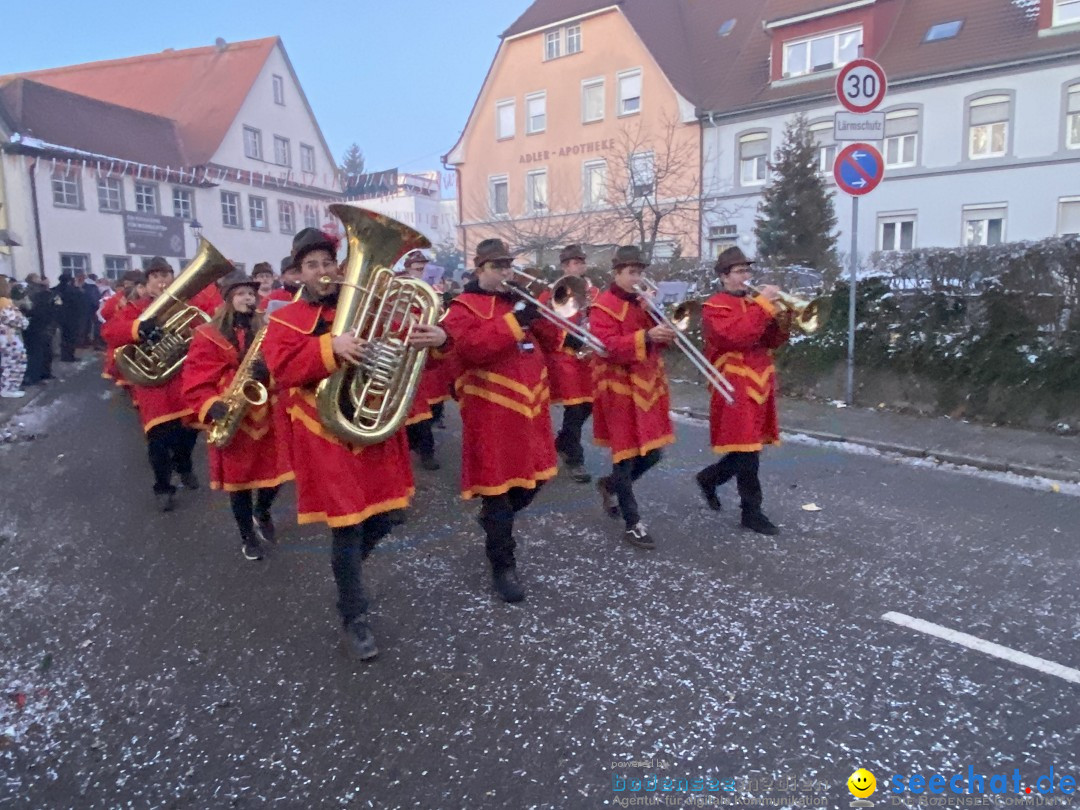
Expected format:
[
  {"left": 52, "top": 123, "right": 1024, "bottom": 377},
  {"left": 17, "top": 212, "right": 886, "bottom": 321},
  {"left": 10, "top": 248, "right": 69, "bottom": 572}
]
[{"left": 846, "top": 195, "right": 859, "bottom": 406}]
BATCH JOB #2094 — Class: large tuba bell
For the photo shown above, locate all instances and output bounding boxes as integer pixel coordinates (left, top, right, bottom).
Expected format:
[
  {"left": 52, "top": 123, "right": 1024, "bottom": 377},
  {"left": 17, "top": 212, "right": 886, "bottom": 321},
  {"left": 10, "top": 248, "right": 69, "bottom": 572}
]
[
  {"left": 115, "top": 238, "right": 233, "bottom": 386},
  {"left": 315, "top": 204, "right": 441, "bottom": 445}
]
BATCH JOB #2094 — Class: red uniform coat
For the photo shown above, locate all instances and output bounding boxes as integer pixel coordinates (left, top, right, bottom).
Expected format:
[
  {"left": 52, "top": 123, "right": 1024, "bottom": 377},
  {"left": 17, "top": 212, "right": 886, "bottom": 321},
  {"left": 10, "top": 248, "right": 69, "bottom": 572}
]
[
  {"left": 100, "top": 294, "right": 132, "bottom": 386},
  {"left": 589, "top": 286, "right": 674, "bottom": 463},
  {"left": 191, "top": 285, "right": 224, "bottom": 317},
  {"left": 702, "top": 292, "right": 789, "bottom": 454},
  {"left": 262, "top": 299, "right": 414, "bottom": 527},
  {"left": 181, "top": 324, "right": 294, "bottom": 491},
  {"left": 440, "top": 290, "right": 559, "bottom": 499},
  {"left": 539, "top": 283, "right": 598, "bottom": 406}
]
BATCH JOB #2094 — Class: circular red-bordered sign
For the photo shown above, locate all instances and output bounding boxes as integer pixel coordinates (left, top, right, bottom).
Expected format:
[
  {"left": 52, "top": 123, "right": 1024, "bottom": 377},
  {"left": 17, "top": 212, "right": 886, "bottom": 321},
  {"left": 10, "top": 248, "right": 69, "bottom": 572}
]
[
  {"left": 834, "top": 143, "right": 884, "bottom": 196},
  {"left": 836, "top": 58, "right": 888, "bottom": 114}
]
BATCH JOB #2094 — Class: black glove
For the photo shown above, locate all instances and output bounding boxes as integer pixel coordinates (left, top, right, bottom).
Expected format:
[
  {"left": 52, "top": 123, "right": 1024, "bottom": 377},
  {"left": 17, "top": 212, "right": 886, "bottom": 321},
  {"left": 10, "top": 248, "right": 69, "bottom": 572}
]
[
  {"left": 137, "top": 320, "right": 161, "bottom": 341},
  {"left": 249, "top": 358, "right": 270, "bottom": 384},
  {"left": 206, "top": 401, "right": 228, "bottom": 422},
  {"left": 563, "top": 334, "right": 585, "bottom": 352},
  {"left": 513, "top": 300, "right": 542, "bottom": 328}
]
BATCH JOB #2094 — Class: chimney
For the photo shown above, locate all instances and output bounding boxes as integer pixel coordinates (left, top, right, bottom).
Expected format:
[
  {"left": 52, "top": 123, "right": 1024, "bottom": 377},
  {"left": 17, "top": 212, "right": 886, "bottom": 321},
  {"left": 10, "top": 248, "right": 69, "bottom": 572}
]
[{"left": 214, "top": 37, "right": 227, "bottom": 52}]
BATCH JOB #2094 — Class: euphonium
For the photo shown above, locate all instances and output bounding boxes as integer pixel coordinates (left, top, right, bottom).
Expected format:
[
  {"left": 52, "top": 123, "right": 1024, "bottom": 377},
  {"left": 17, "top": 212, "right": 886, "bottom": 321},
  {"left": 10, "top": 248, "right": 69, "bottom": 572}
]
[
  {"left": 206, "top": 324, "right": 270, "bottom": 449},
  {"left": 115, "top": 238, "right": 233, "bottom": 386},
  {"left": 315, "top": 204, "right": 441, "bottom": 445}
]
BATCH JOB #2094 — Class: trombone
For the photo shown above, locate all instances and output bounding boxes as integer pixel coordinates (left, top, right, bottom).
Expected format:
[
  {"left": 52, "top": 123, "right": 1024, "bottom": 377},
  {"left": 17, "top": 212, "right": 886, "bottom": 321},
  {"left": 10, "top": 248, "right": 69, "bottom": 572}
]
[
  {"left": 742, "top": 282, "right": 830, "bottom": 334},
  {"left": 633, "top": 277, "right": 735, "bottom": 404},
  {"left": 507, "top": 268, "right": 608, "bottom": 357}
]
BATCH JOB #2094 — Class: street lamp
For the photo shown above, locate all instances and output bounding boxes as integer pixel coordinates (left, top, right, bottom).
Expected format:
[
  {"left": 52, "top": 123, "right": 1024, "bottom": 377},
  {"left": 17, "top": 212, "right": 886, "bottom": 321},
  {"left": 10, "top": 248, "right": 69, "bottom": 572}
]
[{"left": 189, "top": 218, "right": 203, "bottom": 239}]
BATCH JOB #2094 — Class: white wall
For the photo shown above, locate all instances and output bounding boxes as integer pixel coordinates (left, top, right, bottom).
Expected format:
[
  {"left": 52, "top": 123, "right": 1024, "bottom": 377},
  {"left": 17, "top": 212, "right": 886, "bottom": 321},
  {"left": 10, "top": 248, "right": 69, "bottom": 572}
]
[{"left": 356, "top": 193, "right": 460, "bottom": 248}]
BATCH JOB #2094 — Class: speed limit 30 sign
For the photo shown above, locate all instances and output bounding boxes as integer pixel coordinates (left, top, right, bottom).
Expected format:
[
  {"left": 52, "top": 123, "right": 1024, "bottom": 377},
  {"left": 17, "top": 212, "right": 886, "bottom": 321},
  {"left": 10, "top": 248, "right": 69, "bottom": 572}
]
[{"left": 836, "top": 58, "right": 887, "bottom": 114}]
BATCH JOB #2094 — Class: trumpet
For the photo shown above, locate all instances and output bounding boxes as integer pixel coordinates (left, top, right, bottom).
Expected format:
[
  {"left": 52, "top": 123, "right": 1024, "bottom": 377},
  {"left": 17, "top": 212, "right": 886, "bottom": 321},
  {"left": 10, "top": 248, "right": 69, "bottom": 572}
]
[
  {"left": 633, "top": 278, "right": 735, "bottom": 404},
  {"left": 743, "top": 282, "right": 830, "bottom": 334},
  {"left": 507, "top": 268, "right": 607, "bottom": 358}
]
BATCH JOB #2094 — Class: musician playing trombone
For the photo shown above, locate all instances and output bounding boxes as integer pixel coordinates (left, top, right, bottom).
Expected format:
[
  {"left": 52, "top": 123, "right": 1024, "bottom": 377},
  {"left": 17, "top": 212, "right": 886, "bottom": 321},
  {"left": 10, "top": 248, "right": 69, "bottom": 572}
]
[
  {"left": 589, "top": 246, "right": 677, "bottom": 550},
  {"left": 695, "top": 246, "right": 789, "bottom": 536}
]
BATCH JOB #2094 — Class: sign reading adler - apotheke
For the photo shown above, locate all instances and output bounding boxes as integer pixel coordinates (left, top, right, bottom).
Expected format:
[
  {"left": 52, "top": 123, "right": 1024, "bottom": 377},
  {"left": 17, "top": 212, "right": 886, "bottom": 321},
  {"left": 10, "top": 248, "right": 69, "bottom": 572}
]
[
  {"left": 519, "top": 138, "right": 616, "bottom": 164},
  {"left": 123, "top": 212, "right": 186, "bottom": 258}
]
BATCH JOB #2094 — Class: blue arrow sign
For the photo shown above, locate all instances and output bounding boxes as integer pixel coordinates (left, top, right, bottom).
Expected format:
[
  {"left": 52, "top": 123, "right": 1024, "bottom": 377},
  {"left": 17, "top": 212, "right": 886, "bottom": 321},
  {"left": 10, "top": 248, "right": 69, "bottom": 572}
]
[{"left": 834, "top": 143, "right": 884, "bottom": 196}]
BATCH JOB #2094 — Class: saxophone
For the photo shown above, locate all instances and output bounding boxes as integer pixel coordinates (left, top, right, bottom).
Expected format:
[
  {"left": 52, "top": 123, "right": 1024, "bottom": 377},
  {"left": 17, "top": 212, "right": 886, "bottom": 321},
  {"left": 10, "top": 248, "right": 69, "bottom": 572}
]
[{"left": 206, "top": 325, "right": 270, "bottom": 449}]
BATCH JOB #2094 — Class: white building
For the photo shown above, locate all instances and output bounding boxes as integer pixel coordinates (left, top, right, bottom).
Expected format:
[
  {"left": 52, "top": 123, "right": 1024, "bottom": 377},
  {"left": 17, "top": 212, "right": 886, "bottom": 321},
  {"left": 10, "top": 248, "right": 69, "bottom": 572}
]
[
  {"left": 344, "top": 170, "right": 459, "bottom": 250},
  {"left": 0, "top": 37, "right": 342, "bottom": 281}
]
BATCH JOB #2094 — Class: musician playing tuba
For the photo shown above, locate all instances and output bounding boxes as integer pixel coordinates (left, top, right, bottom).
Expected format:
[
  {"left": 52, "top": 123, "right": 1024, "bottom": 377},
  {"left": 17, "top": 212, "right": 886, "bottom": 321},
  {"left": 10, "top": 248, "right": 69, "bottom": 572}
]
[{"left": 181, "top": 271, "right": 294, "bottom": 561}]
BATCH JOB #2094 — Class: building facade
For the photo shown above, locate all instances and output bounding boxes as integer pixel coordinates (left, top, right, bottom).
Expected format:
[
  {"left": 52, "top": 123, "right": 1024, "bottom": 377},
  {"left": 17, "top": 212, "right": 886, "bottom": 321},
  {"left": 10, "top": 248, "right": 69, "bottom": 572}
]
[{"left": 345, "top": 170, "right": 459, "bottom": 249}]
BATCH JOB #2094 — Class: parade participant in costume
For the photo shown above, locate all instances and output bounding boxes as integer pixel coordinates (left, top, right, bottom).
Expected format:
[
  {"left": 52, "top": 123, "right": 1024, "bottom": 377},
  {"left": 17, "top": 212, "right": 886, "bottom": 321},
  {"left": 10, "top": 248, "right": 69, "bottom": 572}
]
[
  {"left": 398, "top": 249, "right": 443, "bottom": 471},
  {"left": 258, "top": 256, "right": 302, "bottom": 311},
  {"left": 261, "top": 228, "right": 446, "bottom": 660},
  {"left": 100, "top": 270, "right": 146, "bottom": 388},
  {"left": 102, "top": 257, "right": 211, "bottom": 512},
  {"left": 439, "top": 239, "right": 560, "bottom": 603},
  {"left": 695, "top": 247, "right": 788, "bottom": 536},
  {"left": 182, "top": 272, "right": 294, "bottom": 560},
  {"left": 542, "top": 244, "right": 599, "bottom": 484},
  {"left": 589, "top": 246, "right": 676, "bottom": 550},
  {"left": 0, "top": 278, "right": 29, "bottom": 398},
  {"left": 252, "top": 262, "right": 275, "bottom": 309}
]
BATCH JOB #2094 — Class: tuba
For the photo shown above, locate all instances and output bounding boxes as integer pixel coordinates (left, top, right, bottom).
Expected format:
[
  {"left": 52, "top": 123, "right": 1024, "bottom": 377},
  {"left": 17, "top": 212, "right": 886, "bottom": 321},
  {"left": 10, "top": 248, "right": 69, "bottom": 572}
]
[
  {"left": 115, "top": 238, "right": 233, "bottom": 386},
  {"left": 315, "top": 204, "right": 441, "bottom": 445}
]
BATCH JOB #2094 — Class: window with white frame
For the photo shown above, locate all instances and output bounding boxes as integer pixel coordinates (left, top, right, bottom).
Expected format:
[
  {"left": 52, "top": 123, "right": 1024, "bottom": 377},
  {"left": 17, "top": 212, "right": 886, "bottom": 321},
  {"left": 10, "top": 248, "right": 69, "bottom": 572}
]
[
  {"left": 878, "top": 214, "right": 916, "bottom": 251},
  {"left": 300, "top": 143, "right": 316, "bottom": 173},
  {"left": 52, "top": 169, "right": 81, "bottom": 208},
  {"left": 526, "top": 169, "right": 548, "bottom": 213},
  {"left": 782, "top": 27, "right": 862, "bottom": 78},
  {"left": 1054, "top": 0, "right": 1080, "bottom": 25},
  {"left": 243, "top": 126, "right": 262, "bottom": 160},
  {"left": 490, "top": 175, "right": 509, "bottom": 216},
  {"left": 104, "top": 256, "right": 130, "bottom": 280},
  {"left": 810, "top": 121, "right": 836, "bottom": 175},
  {"left": 304, "top": 204, "right": 318, "bottom": 229},
  {"left": 582, "top": 78, "right": 604, "bottom": 123},
  {"left": 279, "top": 200, "right": 296, "bottom": 234},
  {"left": 1067, "top": 85, "right": 1080, "bottom": 149},
  {"left": 566, "top": 24, "right": 582, "bottom": 54},
  {"left": 248, "top": 196, "right": 267, "bottom": 230},
  {"left": 1058, "top": 197, "right": 1080, "bottom": 236},
  {"left": 629, "top": 151, "right": 655, "bottom": 198},
  {"left": 708, "top": 225, "right": 738, "bottom": 257},
  {"left": 968, "top": 95, "right": 1010, "bottom": 159},
  {"left": 97, "top": 176, "right": 123, "bottom": 211},
  {"left": 221, "top": 191, "right": 242, "bottom": 227},
  {"left": 60, "top": 254, "right": 90, "bottom": 276},
  {"left": 526, "top": 92, "right": 547, "bottom": 134},
  {"left": 496, "top": 99, "right": 515, "bottom": 140},
  {"left": 545, "top": 30, "right": 561, "bottom": 60},
  {"left": 272, "top": 74, "right": 285, "bottom": 105},
  {"left": 134, "top": 182, "right": 158, "bottom": 214},
  {"left": 739, "top": 132, "right": 768, "bottom": 186},
  {"left": 172, "top": 188, "right": 193, "bottom": 220},
  {"left": 617, "top": 69, "right": 642, "bottom": 116},
  {"left": 583, "top": 159, "right": 607, "bottom": 209},
  {"left": 884, "top": 109, "right": 919, "bottom": 168},
  {"left": 274, "top": 136, "right": 291, "bottom": 167},
  {"left": 543, "top": 24, "right": 582, "bottom": 60},
  {"left": 963, "top": 204, "right": 1006, "bottom": 246}
]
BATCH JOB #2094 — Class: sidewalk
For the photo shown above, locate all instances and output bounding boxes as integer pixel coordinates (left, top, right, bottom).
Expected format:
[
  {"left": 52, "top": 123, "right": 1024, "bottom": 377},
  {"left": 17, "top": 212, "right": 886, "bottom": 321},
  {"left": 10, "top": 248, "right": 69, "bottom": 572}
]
[
  {"left": 667, "top": 379, "right": 1080, "bottom": 484},
  {"left": 0, "top": 355, "right": 98, "bottom": 434}
]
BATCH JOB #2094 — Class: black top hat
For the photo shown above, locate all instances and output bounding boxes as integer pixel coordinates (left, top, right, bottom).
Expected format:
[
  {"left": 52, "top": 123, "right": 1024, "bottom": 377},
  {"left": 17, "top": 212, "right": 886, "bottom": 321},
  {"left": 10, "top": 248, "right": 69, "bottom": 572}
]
[
  {"left": 473, "top": 238, "right": 515, "bottom": 268},
  {"left": 145, "top": 256, "right": 173, "bottom": 275},
  {"left": 611, "top": 245, "right": 649, "bottom": 270},
  {"left": 714, "top": 246, "right": 754, "bottom": 275},
  {"left": 402, "top": 249, "right": 431, "bottom": 266},
  {"left": 559, "top": 244, "right": 587, "bottom": 264},
  {"left": 279, "top": 255, "right": 297, "bottom": 274},
  {"left": 219, "top": 270, "right": 260, "bottom": 299},
  {"left": 291, "top": 228, "right": 337, "bottom": 266}
]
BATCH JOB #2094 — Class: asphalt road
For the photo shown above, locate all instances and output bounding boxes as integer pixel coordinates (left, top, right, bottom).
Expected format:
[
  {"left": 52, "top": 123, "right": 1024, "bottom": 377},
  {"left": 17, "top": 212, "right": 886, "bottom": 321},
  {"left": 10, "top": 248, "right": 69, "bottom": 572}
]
[{"left": 2, "top": 364, "right": 1079, "bottom": 809}]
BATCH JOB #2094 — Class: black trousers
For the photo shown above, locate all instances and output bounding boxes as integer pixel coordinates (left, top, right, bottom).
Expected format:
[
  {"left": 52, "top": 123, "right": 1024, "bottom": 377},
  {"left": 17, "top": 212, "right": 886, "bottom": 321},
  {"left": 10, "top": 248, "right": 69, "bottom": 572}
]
[
  {"left": 23, "top": 331, "right": 53, "bottom": 384},
  {"left": 555, "top": 403, "right": 592, "bottom": 466},
  {"left": 228, "top": 487, "right": 280, "bottom": 534},
  {"left": 478, "top": 484, "right": 543, "bottom": 572},
  {"left": 606, "top": 449, "right": 663, "bottom": 528},
  {"left": 330, "top": 514, "right": 393, "bottom": 624},
  {"left": 60, "top": 324, "right": 78, "bottom": 362},
  {"left": 405, "top": 419, "right": 435, "bottom": 457},
  {"left": 697, "top": 451, "right": 764, "bottom": 514},
  {"left": 145, "top": 420, "right": 199, "bottom": 494}
]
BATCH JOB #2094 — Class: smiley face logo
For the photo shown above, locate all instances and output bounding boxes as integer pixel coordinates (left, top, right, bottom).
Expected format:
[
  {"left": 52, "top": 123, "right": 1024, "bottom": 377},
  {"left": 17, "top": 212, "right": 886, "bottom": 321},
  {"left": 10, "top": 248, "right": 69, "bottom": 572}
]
[{"left": 848, "top": 769, "right": 877, "bottom": 798}]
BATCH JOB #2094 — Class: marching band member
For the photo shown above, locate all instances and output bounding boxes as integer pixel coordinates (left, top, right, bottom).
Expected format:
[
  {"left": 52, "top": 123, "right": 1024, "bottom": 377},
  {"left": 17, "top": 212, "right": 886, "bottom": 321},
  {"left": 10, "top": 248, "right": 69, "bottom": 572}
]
[
  {"left": 102, "top": 257, "right": 209, "bottom": 512},
  {"left": 543, "top": 244, "right": 598, "bottom": 484},
  {"left": 261, "top": 228, "right": 446, "bottom": 661},
  {"left": 251, "top": 262, "right": 275, "bottom": 310},
  {"left": 439, "top": 239, "right": 560, "bottom": 603},
  {"left": 398, "top": 249, "right": 442, "bottom": 471},
  {"left": 181, "top": 272, "right": 294, "bottom": 561},
  {"left": 695, "top": 247, "right": 788, "bottom": 536},
  {"left": 589, "top": 246, "right": 676, "bottom": 550},
  {"left": 100, "top": 270, "right": 146, "bottom": 389},
  {"left": 258, "top": 256, "right": 302, "bottom": 311}
]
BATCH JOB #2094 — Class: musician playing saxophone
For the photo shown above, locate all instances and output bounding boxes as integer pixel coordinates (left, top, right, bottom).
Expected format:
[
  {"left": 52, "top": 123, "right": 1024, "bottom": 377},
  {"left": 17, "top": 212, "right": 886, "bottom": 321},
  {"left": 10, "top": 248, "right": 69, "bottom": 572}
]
[{"left": 181, "top": 272, "right": 294, "bottom": 561}]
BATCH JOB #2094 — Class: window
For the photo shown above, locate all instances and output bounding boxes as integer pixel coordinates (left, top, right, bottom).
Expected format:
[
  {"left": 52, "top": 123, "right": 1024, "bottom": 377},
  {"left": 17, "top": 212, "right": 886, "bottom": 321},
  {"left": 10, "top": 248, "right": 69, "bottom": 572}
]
[
  {"left": 248, "top": 196, "right": 267, "bottom": 230},
  {"left": 617, "top": 70, "right": 642, "bottom": 116},
  {"left": 278, "top": 200, "right": 296, "bottom": 234},
  {"left": 304, "top": 204, "right": 318, "bottom": 229},
  {"left": 52, "top": 169, "right": 81, "bottom": 208},
  {"left": 878, "top": 215, "right": 916, "bottom": 251},
  {"left": 582, "top": 78, "right": 604, "bottom": 123},
  {"left": 300, "top": 143, "right": 316, "bottom": 173},
  {"left": 968, "top": 95, "right": 1009, "bottom": 159},
  {"left": 243, "top": 126, "right": 263, "bottom": 160},
  {"left": 496, "top": 99, "right": 515, "bottom": 140},
  {"left": 97, "top": 177, "right": 123, "bottom": 212},
  {"left": 489, "top": 175, "right": 509, "bottom": 216},
  {"left": 1067, "top": 85, "right": 1080, "bottom": 149},
  {"left": 566, "top": 25, "right": 582, "bottom": 54},
  {"left": 963, "top": 205, "right": 1006, "bottom": 246},
  {"left": 526, "top": 169, "right": 548, "bottom": 214},
  {"left": 134, "top": 182, "right": 158, "bottom": 214},
  {"left": 782, "top": 27, "right": 862, "bottom": 78},
  {"left": 221, "top": 191, "right": 242, "bottom": 227},
  {"left": 810, "top": 121, "right": 836, "bottom": 175},
  {"left": 526, "top": 92, "right": 546, "bottom": 134},
  {"left": 544, "top": 24, "right": 582, "bottom": 59},
  {"left": 1058, "top": 197, "right": 1080, "bottom": 236},
  {"left": 172, "top": 188, "right": 194, "bottom": 221},
  {"left": 739, "top": 133, "right": 768, "bottom": 186},
  {"left": 272, "top": 74, "right": 285, "bottom": 105},
  {"left": 1055, "top": 0, "right": 1080, "bottom": 25},
  {"left": 274, "top": 136, "right": 291, "bottom": 167},
  {"left": 708, "top": 225, "right": 738, "bottom": 257},
  {"left": 718, "top": 18, "right": 737, "bottom": 37},
  {"left": 629, "top": 151, "right": 655, "bottom": 198},
  {"left": 104, "top": 255, "right": 130, "bottom": 280},
  {"left": 884, "top": 109, "right": 919, "bottom": 168},
  {"left": 60, "top": 254, "right": 90, "bottom": 276},
  {"left": 925, "top": 20, "right": 962, "bottom": 42},
  {"left": 583, "top": 159, "right": 607, "bottom": 209},
  {"left": 545, "top": 30, "right": 561, "bottom": 60}
]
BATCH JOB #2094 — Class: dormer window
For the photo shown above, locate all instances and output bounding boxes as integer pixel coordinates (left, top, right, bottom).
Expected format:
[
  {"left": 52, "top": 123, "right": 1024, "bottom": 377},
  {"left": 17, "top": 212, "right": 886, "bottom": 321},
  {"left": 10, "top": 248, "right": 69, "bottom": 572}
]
[
  {"left": 544, "top": 23, "right": 582, "bottom": 60},
  {"left": 782, "top": 27, "right": 862, "bottom": 78},
  {"left": 924, "top": 20, "right": 962, "bottom": 42},
  {"left": 1055, "top": 0, "right": 1080, "bottom": 26}
]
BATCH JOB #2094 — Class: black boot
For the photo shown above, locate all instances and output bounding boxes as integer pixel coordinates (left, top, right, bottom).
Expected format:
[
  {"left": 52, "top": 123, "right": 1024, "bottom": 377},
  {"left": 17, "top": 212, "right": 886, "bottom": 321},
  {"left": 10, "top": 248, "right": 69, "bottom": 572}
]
[
  {"left": 741, "top": 511, "right": 780, "bottom": 536},
  {"left": 240, "top": 526, "right": 265, "bottom": 561},
  {"left": 254, "top": 511, "right": 276, "bottom": 545},
  {"left": 492, "top": 566, "right": 525, "bottom": 603},
  {"left": 567, "top": 463, "right": 592, "bottom": 484},
  {"left": 695, "top": 471, "right": 722, "bottom": 511},
  {"left": 341, "top": 616, "right": 379, "bottom": 660}
]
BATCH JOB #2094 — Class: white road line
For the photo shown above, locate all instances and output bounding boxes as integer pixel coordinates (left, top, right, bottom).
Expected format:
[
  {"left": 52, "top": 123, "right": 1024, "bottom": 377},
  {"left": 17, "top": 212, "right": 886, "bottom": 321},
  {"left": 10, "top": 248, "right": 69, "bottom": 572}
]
[{"left": 881, "top": 612, "right": 1080, "bottom": 685}]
